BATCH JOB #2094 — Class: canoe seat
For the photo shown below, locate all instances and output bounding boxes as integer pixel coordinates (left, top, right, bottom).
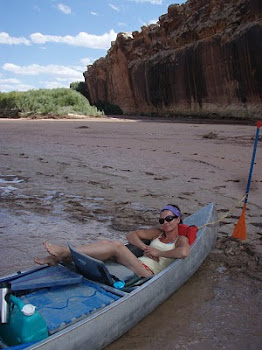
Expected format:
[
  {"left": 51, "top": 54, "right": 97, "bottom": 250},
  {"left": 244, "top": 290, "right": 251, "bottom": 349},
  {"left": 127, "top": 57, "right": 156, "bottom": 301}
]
[{"left": 68, "top": 243, "right": 150, "bottom": 289}]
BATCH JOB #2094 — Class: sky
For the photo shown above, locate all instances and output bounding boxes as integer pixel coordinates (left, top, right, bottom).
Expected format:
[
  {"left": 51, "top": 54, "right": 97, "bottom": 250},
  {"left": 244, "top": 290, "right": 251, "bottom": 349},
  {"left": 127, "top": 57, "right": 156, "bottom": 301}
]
[{"left": 0, "top": 0, "right": 185, "bottom": 93}]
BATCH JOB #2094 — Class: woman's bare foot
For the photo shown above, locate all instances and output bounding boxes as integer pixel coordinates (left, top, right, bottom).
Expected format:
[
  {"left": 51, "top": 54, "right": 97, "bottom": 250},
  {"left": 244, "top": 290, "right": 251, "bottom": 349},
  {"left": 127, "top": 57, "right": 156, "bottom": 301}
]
[
  {"left": 43, "top": 241, "right": 70, "bottom": 260},
  {"left": 34, "top": 255, "right": 60, "bottom": 266}
]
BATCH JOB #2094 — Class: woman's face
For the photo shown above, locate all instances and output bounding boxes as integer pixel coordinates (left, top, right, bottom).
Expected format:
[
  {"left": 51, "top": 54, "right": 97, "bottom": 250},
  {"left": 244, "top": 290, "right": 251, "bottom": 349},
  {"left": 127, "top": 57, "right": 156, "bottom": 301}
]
[{"left": 159, "top": 210, "right": 180, "bottom": 232}]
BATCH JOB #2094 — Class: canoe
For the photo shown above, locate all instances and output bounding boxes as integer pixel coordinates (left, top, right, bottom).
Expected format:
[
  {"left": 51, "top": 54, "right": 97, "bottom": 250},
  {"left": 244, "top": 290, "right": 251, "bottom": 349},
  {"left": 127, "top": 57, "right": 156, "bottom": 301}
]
[{"left": 0, "top": 202, "right": 218, "bottom": 350}]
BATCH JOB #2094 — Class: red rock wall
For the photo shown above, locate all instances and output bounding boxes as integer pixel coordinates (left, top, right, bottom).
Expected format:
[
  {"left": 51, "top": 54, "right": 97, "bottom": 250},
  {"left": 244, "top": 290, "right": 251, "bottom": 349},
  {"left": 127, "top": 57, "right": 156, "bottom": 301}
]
[{"left": 84, "top": 0, "right": 262, "bottom": 118}]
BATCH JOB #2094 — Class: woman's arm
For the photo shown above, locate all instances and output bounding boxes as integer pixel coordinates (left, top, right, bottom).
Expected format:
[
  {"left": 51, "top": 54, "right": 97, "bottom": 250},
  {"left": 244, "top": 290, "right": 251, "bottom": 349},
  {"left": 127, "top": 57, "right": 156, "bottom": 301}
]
[
  {"left": 144, "top": 236, "right": 190, "bottom": 259},
  {"left": 126, "top": 228, "right": 160, "bottom": 251}
]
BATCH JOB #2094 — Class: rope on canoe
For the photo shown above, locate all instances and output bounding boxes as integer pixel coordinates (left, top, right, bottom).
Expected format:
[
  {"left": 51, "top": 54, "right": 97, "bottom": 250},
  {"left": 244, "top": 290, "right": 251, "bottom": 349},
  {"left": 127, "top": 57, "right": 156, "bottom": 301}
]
[{"left": 198, "top": 194, "right": 246, "bottom": 230}]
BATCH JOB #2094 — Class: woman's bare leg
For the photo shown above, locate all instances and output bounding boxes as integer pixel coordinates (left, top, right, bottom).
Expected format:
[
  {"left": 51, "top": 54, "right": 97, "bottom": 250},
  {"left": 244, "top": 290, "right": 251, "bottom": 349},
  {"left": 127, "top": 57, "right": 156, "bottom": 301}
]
[
  {"left": 42, "top": 240, "right": 116, "bottom": 261},
  {"left": 107, "top": 241, "right": 152, "bottom": 277},
  {"left": 37, "top": 240, "right": 153, "bottom": 278},
  {"left": 79, "top": 240, "right": 153, "bottom": 277}
]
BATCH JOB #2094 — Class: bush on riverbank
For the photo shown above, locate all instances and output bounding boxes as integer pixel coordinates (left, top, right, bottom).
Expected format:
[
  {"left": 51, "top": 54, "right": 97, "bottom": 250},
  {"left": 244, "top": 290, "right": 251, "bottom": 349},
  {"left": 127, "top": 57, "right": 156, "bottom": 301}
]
[
  {"left": 0, "top": 88, "right": 103, "bottom": 117},
  {"left": 70, "top": 81, "right": 90, "bottom": 100},
  {"left": 70, "top": 81, "right": 123, "bottom": 115}
]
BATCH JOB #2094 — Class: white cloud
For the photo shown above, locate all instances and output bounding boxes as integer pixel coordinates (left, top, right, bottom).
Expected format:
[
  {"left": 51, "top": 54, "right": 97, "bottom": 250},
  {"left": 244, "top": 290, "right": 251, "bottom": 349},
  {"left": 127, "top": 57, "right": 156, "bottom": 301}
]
[
  {"left": 44, "top": 81, "right": 64, "bottom": 89},
  {"left": 129, "top": 0, "right": 163, "bottom": 4},
  {"left": 91, "top": 11, "right": 98, "bottom": 16},
  {"left": 1, "top": 63, "right": 84, "bottom": 91},
  {"left": 0, "top": 62, "right": 89, "bottom": 92},
  {"left": 149, "top": 18, "right": 158, "bottom": 24},
  {"left": 0, "top": 32, "right": 31, "bottom": 46},
  {"left": 15, "top": 83, "right": 35, "bottom": 91},
  {"left": 0, "top": 30, "right": 117, "bottom": 50},
  {"left": 0, "top": 78, "right": 21, "bottom": 84},
  {"left": 42, "top": 80, "right": 70, "bottom": 89},
  {"left": 109, "top": 4, "right": 120, "bottom": 12},
  {"left": 0, "top": 79, "right": 35, "bottom": 92},
  {"left": 3, "top": 63, "right": 83, "bottom": 80},
  {"left": 56, "top": 77, "right": 76, "bottom": 82},
  {"left": 71, "top": 65, "right": 85, "bottom": 72},
  {"left": 41, "top": 76, "right": 85, "bottom": 89},
  {"left": 57, "top": 3, "right": 72, "bottom": 15},
  {"left": 30, "top": 30, "right": 117, "bottom": 49},
  {"left": 80, "top": 57, "right": 95, "bottom": 66}
]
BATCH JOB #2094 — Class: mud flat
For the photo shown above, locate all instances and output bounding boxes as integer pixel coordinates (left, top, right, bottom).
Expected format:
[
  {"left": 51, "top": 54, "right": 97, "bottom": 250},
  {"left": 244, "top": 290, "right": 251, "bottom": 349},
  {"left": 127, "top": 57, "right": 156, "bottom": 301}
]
[{"left": 0, "top": 117, "right": 261, "bottom": 349}]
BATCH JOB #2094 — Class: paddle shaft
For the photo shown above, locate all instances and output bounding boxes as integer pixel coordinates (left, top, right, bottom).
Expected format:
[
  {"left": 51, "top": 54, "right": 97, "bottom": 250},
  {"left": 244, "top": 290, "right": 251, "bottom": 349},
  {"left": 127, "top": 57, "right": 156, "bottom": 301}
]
[{"left": 244, "top": 121, "right": 261, "bottom": 203}]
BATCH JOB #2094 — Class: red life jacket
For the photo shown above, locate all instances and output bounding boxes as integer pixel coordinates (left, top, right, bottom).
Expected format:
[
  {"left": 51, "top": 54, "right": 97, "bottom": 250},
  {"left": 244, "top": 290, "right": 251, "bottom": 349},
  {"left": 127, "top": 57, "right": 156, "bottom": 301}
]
[{"left": 178, "top": 224, "right": 198, "bottom": 245}]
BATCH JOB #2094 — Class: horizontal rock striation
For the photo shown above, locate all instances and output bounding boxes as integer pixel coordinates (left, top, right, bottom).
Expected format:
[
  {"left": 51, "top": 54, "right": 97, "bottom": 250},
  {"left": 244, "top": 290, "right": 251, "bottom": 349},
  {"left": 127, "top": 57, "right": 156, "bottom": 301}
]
[{"left": 84, "top": 0, "right": 262, "bottom": 119}]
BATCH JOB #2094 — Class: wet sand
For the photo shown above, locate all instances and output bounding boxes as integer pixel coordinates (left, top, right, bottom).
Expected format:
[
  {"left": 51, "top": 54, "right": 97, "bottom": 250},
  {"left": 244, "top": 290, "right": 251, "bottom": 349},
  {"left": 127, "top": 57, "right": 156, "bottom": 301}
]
[{"left": 0, "top": 117, "right": 261, "bottom": 349}]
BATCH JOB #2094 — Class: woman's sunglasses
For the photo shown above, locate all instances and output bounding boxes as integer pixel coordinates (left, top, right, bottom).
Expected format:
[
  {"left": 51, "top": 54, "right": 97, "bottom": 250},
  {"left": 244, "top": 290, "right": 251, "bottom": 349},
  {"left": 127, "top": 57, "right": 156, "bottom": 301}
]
[{"left": 159, "top": 215, "right": 178, "bottom": 225}]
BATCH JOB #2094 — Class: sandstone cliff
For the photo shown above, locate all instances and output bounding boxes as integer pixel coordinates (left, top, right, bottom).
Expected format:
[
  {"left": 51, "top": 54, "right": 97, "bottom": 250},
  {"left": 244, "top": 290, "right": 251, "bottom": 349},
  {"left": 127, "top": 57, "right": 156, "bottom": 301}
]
[{"left": 84, "top": 0, "right": 262, "bottom": 119}]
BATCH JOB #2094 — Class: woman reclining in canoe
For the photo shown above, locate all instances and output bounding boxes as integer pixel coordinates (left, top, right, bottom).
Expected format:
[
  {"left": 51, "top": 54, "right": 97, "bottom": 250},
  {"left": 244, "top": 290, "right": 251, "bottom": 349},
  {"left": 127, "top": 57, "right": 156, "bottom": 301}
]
[{"left": 35, "top": 204, "right": 193, "bottom": 278}]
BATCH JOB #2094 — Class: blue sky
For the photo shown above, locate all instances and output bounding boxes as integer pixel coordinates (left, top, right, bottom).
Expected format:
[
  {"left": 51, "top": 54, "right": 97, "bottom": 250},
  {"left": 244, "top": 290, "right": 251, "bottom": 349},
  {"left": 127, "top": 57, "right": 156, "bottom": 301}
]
[{"left": 0, "top": 0, "right": 184, "bottom": 92}]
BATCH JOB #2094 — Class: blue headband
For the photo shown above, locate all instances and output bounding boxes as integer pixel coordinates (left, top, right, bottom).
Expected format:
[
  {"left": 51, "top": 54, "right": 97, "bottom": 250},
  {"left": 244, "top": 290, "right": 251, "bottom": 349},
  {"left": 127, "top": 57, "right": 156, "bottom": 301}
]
[{"left": 161, "top": 205, "right": 181, "bottom": 217}]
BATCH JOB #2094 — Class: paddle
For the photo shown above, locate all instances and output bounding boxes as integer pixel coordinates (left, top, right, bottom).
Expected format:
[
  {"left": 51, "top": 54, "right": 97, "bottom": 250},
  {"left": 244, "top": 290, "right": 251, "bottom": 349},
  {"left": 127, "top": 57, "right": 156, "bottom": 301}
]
[{"left": 232, "top": 121, "right": 261, "bottom": 240}]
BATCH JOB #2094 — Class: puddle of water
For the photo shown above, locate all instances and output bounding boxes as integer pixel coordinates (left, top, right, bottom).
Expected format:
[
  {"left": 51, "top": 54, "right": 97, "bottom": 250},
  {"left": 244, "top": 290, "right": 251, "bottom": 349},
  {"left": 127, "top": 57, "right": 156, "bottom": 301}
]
[
  {"left": 0, "top": 175, "right": 25, "bottom": 184},
  {"left": 130, "top": 202, "right": 152, "bottom": 211},
  {"left": 0, "top": 174, "right": 26, "bottom": 196},
  {"left": 0, "top": 185, "right": 18, "bottom": 195}
]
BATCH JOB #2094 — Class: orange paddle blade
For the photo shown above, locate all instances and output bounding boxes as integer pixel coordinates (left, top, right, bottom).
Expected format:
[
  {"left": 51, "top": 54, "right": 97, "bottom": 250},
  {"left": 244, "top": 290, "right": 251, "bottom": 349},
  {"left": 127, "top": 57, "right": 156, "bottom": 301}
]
[{"left": 232, "top": 203, "right": 247, "bottom": 240}]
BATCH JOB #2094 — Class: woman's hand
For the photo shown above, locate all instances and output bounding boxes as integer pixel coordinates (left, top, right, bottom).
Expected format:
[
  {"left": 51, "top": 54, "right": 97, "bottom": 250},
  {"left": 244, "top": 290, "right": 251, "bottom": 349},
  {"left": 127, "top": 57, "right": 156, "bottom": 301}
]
[
  {"left": 126, "top": 228, "right": 161, "bottom": 251},
  {"left": 144, "top": 246, "right": 160, "bottom": 261}
]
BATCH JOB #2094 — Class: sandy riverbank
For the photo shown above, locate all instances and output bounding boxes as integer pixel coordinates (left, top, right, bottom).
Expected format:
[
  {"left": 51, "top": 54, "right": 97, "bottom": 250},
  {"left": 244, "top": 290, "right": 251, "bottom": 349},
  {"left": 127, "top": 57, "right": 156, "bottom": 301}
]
[{"left": 0, "top": 117, "right": 261, "bottom": 349}]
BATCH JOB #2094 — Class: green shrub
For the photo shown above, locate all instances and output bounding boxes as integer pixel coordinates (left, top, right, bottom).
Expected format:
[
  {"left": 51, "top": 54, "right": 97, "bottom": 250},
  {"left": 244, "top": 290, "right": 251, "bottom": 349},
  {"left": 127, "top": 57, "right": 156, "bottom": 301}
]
[
  {"left": 69, "top": 81, "right": 123, "bottom": 115},
  {"left": 70, "top": 81, "right": 89, "bottom": 100},
  {"left": 0, "top": 88, "right": 102, "bottom": 117},
  {"left": 0, "top": 91, "right": 23, "bottom": 109}
]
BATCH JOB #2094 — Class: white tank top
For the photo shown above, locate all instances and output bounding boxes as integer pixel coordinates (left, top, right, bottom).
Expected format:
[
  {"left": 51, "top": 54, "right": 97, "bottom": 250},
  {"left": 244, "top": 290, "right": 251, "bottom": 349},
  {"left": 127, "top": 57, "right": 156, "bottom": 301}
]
[{"left": 138, "top": 235, "right": 179, "bottom": 274}]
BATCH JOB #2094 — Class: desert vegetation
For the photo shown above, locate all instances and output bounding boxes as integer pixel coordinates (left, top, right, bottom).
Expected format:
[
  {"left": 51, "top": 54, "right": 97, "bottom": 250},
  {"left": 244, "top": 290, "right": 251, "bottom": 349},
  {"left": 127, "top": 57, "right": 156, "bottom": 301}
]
[
  {"left": 0, "top": 88, "right": 103, "bottom": 118},
  {"left": 70, "top": 81, "right": 123, "bottom": 115}
]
